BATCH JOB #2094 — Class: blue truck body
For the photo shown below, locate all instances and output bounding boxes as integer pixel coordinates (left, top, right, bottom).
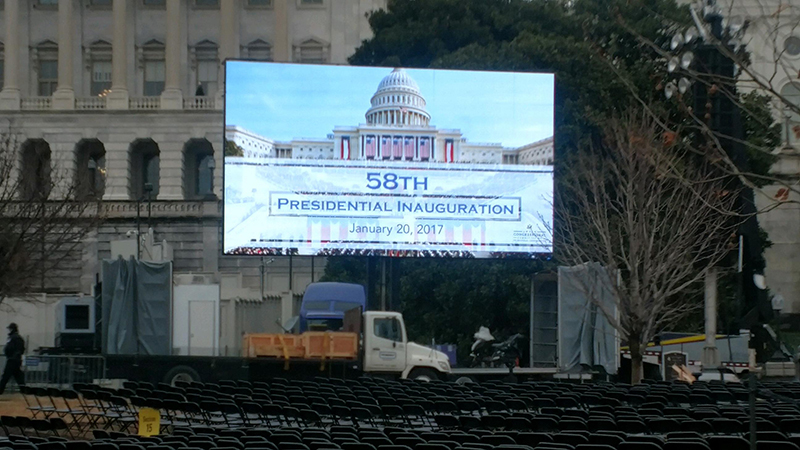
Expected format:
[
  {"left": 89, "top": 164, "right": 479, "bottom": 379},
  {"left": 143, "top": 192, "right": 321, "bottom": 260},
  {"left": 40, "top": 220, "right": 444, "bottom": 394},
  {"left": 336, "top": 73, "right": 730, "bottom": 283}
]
[{"left": 299, "top": 282, "right": 367, "bottom": 332}]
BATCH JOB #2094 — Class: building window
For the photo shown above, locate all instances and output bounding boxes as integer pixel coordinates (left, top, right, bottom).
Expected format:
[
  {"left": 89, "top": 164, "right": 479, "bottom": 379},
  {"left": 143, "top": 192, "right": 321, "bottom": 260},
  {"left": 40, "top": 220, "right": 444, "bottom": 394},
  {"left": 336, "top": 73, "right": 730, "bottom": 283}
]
[
  {"left": 33, "top": 40, "right": 58, "bottom": 96},
  {"left": 90, "top": 0, "right": 112, "bottom": 7},
  {"left": 38, "top": 59, "right": 58, "bottom": 97},
  {"left": 130, "top": 139, "right": 160, "bottom": 200},
  {"left": 785, "top": 36, "right": 800, "bottom": 57},
  {"left": 91, "top": 61, "right": 112, "bottom": 96},
  {"left": 247, "top": 0, "right": 272, "bottom": 6},
  {"left": 37, "top": 0, "right": 58, "bottom": 7},
  {"left": 194, "top": 0, "right": 219, "bottom": 7},
  {"left": 143, "top": 0, "right": 166, "bottom": 6},
  {"left": 86, "top": 40, "right": 112, "bottom": 96},
  {"left": 138, "top": 40, "right": 165, "bottom": 96},
  {"left": 295, "top": 39, "right": 327, "bottom": 63},
  {"left": 0, "top": 51, "right": 4, "bottom": 91},
  {"left": 142, "top": 153, "right": 159, "bottom": 197},
  {"left": 299, "top": 0, "right": 323, "bottom": 5},
  {"left": 75, "top": 139, "right": 106, "bottom": 200},
  {"left": 144, "top": 60, "right": 165, "bottom": 96},
  {"left": 781, "top": 82, "right": 800, "bottom": 148},
  {"left": 193, "top": 40, "right": 219, "bottom": 96},
  {"left": 184, "top": 139, "right": 215, "bottom": 199},
  {"left": 20, "top": 139, "right": 52, "bottom": 200},
  {"left": 245, "top": 39, "right": 272, "bottom": 61},
  {"left": 197, "top": 61, "right": 217, "bottom": 96}
]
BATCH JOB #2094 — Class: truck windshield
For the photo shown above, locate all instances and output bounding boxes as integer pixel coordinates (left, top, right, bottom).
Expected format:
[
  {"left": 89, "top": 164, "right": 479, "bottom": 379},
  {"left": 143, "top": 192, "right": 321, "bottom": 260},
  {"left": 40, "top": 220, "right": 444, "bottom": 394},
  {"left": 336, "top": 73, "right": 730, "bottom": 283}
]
[
  {"left": 303, "top": 301, "right": 331, "bottom": 311},
  {"left": 307, "top": 318, "right": 344, "bottom": 331},
  {"left": 333, "top": 302, "right": 361, "bottom": 312}
]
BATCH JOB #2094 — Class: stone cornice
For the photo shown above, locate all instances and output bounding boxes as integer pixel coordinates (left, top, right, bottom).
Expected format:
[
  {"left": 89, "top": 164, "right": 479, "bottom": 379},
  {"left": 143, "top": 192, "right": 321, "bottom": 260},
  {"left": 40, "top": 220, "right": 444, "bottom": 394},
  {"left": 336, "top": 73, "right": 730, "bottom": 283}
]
[
  {"left": 0, "top": 199, "right": 222, "bottom": 220},
  {"left": 102, "top": 200, "right": 222, "bottom": 219}
]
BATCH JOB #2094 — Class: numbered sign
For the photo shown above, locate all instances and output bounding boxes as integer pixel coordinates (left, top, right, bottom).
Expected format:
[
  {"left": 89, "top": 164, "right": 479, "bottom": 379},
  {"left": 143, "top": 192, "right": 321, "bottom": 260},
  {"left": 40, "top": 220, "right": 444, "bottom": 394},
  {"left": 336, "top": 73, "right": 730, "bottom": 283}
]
[{"left": 138, "top": 407, "right": 160, "bottom": 436}]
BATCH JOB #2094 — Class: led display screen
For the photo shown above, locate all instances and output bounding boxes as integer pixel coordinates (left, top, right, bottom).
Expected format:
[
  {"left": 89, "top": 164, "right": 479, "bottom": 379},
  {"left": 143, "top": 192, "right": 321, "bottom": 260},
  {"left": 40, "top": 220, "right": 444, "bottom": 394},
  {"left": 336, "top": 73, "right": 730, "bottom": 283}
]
[{"left": 224, "top": 61, "right": 554, "bottom": 258}]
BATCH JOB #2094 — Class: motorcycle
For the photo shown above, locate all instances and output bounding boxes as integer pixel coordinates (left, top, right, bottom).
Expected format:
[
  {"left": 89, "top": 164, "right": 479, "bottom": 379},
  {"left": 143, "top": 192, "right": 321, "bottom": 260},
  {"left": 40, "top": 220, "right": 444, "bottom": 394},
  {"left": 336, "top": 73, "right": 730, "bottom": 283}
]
[{"left": 469, "top": 326, "right": 525, "bottom": 369}]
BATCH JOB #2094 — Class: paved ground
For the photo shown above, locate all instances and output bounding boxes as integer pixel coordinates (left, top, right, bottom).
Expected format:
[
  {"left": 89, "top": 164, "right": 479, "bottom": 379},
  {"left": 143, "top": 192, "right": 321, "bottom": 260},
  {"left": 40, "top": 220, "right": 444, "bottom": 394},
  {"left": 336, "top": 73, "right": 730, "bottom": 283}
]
[{"left": 0, "top": 394, "right": 31, "bottom": 416}]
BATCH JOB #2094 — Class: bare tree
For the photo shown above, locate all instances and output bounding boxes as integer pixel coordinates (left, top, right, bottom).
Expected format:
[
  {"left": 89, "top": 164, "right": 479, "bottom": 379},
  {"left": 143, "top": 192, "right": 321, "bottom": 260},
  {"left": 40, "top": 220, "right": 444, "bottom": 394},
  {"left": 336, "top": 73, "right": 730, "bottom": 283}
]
[
  {"left": 0, "top": 134, "right": 103, "bottom": 305},
  {"left": 605, "top": 0, "right": 799, "bottom": 203},
  {"left": 555, "top": 111, "right": 740, "bottom": 383}
]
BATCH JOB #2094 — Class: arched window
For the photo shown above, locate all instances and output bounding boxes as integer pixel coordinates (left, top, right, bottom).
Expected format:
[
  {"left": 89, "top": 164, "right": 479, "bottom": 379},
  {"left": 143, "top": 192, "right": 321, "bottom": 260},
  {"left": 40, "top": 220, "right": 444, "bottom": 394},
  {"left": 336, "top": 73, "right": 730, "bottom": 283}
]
[
  {"left": 75, "top": 139, "right": 106, "bottom": 200},
  {"left": 20, "top": 139, "right": 52, "bottom": 200},
  {"left": 183, "top": 139, "right": 215, "bottom": 199},
  {"left": 129, "top": 139, "right": 160, "bottom": 199}
]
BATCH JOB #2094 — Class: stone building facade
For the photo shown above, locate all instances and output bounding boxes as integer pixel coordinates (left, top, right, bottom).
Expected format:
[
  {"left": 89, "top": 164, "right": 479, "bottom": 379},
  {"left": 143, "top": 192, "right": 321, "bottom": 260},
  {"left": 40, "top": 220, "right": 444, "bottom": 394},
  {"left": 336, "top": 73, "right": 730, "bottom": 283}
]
[{"left": 0, "top": 0, "right": 386, "bottom": 353}]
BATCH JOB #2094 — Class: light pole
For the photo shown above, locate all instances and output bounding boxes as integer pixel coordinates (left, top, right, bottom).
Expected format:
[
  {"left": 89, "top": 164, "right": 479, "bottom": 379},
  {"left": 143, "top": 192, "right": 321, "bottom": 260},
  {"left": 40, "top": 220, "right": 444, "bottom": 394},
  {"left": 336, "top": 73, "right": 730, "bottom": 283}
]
[
  {"left": 136, "top": 182, "right": 153, "bottom": 259},
  {"left": 663, "top": 0, "right": 773, "bottom": 372},
  {"left": 665, "top": 4, "right": 769, "bottom": 449}
]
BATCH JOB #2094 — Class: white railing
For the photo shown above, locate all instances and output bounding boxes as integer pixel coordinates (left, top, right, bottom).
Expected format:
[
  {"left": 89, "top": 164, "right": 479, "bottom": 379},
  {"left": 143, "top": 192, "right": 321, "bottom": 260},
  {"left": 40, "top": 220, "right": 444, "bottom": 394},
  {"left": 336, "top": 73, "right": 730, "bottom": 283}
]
[
  {"left": 20, "top": 97, "right": 52, "bottom": 110},
  {"left": 128, "top": 96, "right": 161, "bottom": 110},
  {"left": 75, "top": 97, "right": 107, "bottom": 110},
  {"left": 183, "top": 96, "right": 215, "bottom": 110}
]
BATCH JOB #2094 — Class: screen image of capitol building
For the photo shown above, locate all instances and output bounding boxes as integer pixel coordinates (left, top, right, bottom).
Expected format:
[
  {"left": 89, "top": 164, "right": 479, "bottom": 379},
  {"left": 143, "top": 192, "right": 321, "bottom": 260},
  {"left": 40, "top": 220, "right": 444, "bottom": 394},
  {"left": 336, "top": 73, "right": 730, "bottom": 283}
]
[{"left": 225, "top": 68, "right": 553, "bottom": 166}]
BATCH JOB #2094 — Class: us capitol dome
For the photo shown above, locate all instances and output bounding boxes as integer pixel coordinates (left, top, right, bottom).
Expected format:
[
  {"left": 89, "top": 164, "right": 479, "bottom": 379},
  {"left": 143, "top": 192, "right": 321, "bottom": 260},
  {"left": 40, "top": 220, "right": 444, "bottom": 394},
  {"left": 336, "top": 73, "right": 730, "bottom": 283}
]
[
  {"left": 226, "top": 68, "right": 553, "bottom": 165},
  {"left": 365, "top": 69, "right": 431, "bottom": 127}
]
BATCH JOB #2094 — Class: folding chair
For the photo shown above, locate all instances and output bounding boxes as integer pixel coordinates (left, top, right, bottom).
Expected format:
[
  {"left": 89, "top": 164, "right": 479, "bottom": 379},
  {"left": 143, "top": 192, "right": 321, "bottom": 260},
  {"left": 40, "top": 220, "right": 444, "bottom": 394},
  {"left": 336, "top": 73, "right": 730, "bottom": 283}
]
[
  {"left": 20, "top": 387, "right": 46, "bottom": 419},
  {"left": 31, "top": 388, "right": 57, "bottom": 419},
  {"left": 663, "top": 441, "right": 711, "bottom": 450},
  {"left": 59, "top": 390, "right": 87, "bottom": 436},
  {"left": 49, "top": 417, "right": 73, "bottom": 439},
  {"left": 707, "top": 436, "right": 750, "bottom": 450}
]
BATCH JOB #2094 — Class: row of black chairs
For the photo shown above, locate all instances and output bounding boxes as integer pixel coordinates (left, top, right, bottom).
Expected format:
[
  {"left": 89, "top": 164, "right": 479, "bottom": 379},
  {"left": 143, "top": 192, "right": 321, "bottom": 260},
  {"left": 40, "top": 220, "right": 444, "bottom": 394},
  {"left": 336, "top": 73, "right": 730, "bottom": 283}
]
[
  {"left": 13, "top": 378, "right": 800, "bottom": 448},
  {"left": 82, "top": 423, "right": 800, "bottom": 450}
]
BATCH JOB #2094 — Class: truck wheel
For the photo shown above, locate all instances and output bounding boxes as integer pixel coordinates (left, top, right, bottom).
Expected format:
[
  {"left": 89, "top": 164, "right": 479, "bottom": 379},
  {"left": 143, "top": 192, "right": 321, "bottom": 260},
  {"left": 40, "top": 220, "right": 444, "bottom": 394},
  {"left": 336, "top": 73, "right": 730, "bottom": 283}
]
[
  {"left": 163, "top": 365, "right": 201, "bottom": 386},
  {"left": 408, "top": 368, "right": 439, "bottom": 382}
]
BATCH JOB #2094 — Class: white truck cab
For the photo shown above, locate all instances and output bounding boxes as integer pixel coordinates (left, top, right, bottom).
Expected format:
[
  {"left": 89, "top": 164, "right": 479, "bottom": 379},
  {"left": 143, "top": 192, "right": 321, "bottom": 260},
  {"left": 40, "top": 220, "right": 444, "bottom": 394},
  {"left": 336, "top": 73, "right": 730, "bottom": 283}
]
[{"left": 361, "top": 311, "right": 451, "bottom": 380}]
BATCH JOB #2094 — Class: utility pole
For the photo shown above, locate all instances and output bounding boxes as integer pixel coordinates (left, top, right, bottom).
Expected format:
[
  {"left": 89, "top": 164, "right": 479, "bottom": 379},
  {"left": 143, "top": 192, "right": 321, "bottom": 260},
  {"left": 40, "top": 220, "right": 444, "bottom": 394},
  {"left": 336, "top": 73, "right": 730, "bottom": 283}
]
[{"left": 703, "top": 267, "right": 720, "bottom": 368}]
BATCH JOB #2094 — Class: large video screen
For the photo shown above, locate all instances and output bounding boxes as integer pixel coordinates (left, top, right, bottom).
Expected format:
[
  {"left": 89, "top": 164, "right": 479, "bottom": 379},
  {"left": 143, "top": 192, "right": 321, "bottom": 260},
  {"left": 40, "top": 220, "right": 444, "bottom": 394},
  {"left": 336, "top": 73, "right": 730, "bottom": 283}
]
[{"left": 223, "top": 61, "right": 554, "bottom": 258}]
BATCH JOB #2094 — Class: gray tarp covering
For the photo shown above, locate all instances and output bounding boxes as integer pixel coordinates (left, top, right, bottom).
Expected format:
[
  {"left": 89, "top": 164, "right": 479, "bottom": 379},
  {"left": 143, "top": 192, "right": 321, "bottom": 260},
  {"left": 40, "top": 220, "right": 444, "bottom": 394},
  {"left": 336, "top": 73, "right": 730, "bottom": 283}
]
[
  {"left": 558, "top": 263, "right": 618, "bottom": 374},
  {"left": 101, "top": 258, "right": 172, "bottom": 355}
]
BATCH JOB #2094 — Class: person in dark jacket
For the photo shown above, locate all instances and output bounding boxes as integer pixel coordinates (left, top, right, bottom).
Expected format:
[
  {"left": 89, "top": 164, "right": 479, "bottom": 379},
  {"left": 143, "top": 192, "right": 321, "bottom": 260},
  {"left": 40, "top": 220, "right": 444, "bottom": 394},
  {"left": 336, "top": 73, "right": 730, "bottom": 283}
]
[{"left": 0, "top": 323, "right": 25, "bottom": 394}]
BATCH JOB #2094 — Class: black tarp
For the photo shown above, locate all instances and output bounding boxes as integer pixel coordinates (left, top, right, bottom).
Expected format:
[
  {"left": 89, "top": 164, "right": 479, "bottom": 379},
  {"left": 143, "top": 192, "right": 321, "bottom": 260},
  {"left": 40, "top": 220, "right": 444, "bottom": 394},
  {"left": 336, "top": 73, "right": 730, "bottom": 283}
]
[{"left": 101, "top": 258, "right": 172, "bottom": 355}]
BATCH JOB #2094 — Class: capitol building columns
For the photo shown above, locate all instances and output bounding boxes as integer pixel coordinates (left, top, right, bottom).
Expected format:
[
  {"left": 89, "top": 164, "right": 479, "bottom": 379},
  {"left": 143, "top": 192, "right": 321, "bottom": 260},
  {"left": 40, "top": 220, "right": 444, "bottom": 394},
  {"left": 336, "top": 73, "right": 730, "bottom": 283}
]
[
  {"left": 161, "top": 0, "right": 185, "bottom": 110},
  {"left": 108, "top": 0, "right": 130, "bottom": 110},
  {"left": 52, "top": 0, "right": 76, "bottom": 110},
  {"left": 217, "top": 0, "right": 240, "bottom": 110},
  {"left": 0, "top": 0, "right": 21, "bottom": 110}
]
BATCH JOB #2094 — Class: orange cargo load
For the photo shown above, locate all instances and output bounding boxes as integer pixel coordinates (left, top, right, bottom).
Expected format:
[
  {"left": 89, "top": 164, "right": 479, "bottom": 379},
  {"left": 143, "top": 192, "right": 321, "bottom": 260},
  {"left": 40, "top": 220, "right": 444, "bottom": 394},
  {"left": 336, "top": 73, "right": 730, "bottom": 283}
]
[
  {"left": 242, "top": 334, "right": 304, "bottom": 358},
  {"left": 243, "top": 332, "right": 358, "bottom": 360}
]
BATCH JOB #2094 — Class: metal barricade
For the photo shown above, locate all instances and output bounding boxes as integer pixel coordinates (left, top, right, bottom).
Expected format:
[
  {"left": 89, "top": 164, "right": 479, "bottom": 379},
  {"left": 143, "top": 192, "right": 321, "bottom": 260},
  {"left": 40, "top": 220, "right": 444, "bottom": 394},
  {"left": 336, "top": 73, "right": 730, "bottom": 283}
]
[{"left": 21, "top": 354, "right": 106, "bottom": 388}]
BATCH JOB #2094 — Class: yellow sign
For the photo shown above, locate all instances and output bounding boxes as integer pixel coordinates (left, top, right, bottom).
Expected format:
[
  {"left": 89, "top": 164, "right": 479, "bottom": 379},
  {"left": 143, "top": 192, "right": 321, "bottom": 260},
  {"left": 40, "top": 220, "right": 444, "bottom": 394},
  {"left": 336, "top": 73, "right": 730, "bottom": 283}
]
[{"left": 138, "top": 407, "right": 160, "bottom": 436}]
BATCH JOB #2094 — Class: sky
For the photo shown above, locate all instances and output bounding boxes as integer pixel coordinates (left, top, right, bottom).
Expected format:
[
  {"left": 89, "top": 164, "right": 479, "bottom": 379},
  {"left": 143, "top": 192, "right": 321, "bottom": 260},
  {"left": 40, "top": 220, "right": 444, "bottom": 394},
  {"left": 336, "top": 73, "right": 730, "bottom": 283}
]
[{"left": 224, "top": 61, "right": 555, "bottom": 148}]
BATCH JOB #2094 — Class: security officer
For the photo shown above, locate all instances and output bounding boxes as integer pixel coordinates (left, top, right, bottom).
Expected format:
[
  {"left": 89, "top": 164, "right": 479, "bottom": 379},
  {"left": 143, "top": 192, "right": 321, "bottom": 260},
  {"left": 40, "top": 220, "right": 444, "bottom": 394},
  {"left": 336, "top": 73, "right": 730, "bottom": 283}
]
[{"left": 0, "top": 323, "right": 25, "bottom": 395}]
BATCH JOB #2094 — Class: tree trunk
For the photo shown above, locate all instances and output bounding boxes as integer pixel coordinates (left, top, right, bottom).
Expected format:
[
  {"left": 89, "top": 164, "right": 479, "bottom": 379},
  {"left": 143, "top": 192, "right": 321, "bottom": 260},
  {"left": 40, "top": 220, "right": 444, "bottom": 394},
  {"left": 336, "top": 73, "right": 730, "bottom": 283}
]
[{"left": 630, "top": 334, "right": 644, "bottom": 384}]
